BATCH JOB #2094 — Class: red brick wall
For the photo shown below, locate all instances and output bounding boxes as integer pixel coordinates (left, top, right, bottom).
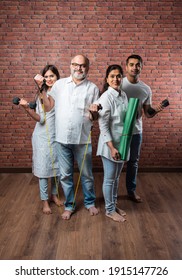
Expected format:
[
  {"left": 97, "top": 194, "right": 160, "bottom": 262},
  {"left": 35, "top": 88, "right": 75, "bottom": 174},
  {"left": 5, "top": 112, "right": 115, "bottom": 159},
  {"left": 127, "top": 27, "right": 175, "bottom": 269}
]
[{"left": 0, "top": 0, "right": 182, "bottom": 170}]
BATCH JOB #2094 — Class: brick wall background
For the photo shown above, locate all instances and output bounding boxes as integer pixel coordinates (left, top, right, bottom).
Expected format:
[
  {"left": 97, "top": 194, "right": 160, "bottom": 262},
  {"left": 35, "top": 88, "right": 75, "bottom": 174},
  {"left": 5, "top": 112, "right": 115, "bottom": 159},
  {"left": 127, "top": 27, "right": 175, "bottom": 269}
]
[{"left": 0, "top": 0, "right": 182, "bottom": 170}]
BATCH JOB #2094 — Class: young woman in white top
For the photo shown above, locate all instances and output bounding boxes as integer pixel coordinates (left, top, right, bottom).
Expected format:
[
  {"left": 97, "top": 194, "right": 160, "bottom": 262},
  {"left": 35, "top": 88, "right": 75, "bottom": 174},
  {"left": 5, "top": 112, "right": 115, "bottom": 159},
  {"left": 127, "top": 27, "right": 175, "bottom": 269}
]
[
  {"left": 96, "top": 65, "right": 128, "bottom": 222},
  {"left": 20, "top": 65, "right": 63, "bottom": 214}
]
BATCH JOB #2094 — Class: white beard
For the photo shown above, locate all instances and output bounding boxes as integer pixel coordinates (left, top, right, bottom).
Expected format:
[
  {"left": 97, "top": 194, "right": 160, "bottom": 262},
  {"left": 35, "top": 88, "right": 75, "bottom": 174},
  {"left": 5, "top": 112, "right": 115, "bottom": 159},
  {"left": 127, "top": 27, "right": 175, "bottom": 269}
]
[{"left": 72, "top": 70, "right": 86, "bottom": 80}]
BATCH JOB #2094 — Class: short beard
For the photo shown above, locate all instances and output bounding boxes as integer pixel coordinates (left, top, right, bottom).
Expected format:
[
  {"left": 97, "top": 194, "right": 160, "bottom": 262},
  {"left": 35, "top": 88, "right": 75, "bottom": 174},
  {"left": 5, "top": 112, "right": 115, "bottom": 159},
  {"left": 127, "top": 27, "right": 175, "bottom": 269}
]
[{"left": 72, "top": 70, "right": 86, "bottom": 80}]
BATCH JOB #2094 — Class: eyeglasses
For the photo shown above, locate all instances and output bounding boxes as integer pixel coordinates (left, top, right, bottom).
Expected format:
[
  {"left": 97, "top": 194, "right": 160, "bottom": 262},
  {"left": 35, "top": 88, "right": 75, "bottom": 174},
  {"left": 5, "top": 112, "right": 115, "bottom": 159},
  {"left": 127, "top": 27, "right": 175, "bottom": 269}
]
[{"left": 71, "top": 63, "right": 87, "bottom": 69}]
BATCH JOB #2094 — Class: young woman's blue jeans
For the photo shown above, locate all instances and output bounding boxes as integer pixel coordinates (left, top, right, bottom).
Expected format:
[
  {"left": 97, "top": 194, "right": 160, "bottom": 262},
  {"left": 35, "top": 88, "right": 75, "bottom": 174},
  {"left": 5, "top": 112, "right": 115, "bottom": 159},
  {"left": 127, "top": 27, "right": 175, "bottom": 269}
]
[
  {"left": 57, "top": 143, "right": 96, "bottom": 212},
  {"left": 126, "top": 133, "right": 142, "bottom": 195},
  {"left": 101, "top": 156, "right": 124, "bottom": 214},
  {"left": 39, "top": 177, "right": 59, "bottom": 200}
]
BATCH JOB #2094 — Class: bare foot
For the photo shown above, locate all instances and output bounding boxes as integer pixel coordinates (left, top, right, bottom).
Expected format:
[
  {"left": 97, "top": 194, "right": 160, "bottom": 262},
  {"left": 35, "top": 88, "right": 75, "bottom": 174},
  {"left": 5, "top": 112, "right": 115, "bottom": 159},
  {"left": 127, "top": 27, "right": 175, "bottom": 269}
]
[
  {"left": 116, "top": 207, "right": 126, "bottom": 216},
  {"left": 88, "top": 206, "right": 99, "bottom": 216},
  {"left": 51, "top": 194, "right": 64, "bottom": 207},
  {"left": 61, "top": 210, "right": 73, "bottom": 220},
  {"left": 106, "top": 211, "right": 126, "bottom": 222},
  {"left": 128, "top": 192, "right": 142, "bottom": 203},
  {"left": 42, "top": 200, "right": 52, "bottom": 215}
]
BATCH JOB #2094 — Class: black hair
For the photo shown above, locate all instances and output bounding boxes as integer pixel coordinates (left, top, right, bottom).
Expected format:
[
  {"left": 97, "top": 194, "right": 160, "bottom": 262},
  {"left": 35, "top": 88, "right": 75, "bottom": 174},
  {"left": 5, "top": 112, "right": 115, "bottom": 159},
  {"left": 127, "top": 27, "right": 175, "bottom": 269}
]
[
  {"left": 40, "top": 64, "right": 60, "bottom": 92},
  {"left": 101, "top": 64, "right": 123, "bottom": 94},
  {"left": 126, "top": 54, "right": 143, "bottom": 65}
]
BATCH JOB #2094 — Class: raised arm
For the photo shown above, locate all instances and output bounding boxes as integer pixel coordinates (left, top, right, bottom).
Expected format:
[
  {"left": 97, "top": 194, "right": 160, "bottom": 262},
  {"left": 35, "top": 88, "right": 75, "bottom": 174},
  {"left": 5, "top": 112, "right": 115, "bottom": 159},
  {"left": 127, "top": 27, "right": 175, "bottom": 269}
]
[
  {"left": 19, "top": 98, "right": 41, "bottom": 122},
  {"left": 42, "top": 91, "right": 55, "bottom": 112},
  {"left": 34, "top": 74, "right": 55, "bottom": 112},
  {"left": 143, "top": 103, "right": 164, "bottom": 118}
]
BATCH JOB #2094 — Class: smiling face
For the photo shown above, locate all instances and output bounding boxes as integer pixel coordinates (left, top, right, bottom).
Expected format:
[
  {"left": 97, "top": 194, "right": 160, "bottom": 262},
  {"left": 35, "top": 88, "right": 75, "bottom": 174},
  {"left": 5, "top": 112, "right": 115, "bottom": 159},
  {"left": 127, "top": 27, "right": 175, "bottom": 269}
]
[
  {"left": 106, "top": 69, "right": 123, "bottom": 91},
  {"left": 126, "top": 58, "right": 142, "bottom": 81},
  {"left": 70, "top": 55, "right": 89, "bottom": 83},
  {"left": 43, "top": 70, "right": 58, "bottom": 88}
]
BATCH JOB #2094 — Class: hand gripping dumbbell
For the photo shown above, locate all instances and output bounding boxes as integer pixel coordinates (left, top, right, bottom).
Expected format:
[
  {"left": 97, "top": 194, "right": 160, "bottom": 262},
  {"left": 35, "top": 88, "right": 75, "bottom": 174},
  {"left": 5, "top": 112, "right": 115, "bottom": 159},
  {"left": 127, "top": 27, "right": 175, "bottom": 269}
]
[
  {"left": 147, "top": 99, "right": 170, "bottom": 116},
  {"left": 12, "top": 97, "right": 37, "bottom": 109}
]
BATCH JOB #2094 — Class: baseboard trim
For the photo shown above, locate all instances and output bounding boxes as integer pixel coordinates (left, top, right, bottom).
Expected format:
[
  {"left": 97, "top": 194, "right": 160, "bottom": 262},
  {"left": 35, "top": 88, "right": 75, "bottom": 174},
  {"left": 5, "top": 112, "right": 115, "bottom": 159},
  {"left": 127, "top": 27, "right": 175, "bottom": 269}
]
[{"left": 0, "top": 167, "right": 182, "bottom": 173}]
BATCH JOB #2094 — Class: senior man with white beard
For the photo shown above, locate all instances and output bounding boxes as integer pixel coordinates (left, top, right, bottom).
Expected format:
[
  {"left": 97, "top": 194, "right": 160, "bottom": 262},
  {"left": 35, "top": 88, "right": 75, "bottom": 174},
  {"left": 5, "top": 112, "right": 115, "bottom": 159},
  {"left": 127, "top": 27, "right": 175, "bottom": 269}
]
[{"left": 37, "top": 54, "right": 100, "bottom": 220}]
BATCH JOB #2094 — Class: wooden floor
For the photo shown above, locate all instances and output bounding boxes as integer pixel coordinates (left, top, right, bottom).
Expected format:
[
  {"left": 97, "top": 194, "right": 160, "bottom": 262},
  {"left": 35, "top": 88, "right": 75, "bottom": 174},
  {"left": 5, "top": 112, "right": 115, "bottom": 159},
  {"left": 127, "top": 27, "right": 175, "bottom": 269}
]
[{"left": 0, "top": 172, "right": 182, "bottom": 260}]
